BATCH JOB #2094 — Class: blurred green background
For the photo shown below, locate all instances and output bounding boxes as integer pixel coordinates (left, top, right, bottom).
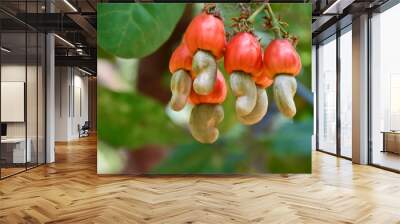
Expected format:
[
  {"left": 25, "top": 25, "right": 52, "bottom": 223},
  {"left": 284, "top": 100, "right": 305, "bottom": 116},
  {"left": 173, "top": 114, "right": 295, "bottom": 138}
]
[{"left": 97, "top": 3, "right": 312, "bottom": 174}]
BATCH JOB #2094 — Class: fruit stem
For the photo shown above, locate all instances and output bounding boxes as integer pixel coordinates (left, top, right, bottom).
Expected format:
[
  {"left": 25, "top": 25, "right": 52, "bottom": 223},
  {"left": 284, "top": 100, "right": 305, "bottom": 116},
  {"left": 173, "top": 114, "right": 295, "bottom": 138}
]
[
  {"left": 265, "top": 4, "right": 283, "bottom": 39},
  {"left": 247, "top": 3, "right": 267, "bottom": 23},
  {"left": 203, "top": 3, "right": 219, "bottom": 17}
]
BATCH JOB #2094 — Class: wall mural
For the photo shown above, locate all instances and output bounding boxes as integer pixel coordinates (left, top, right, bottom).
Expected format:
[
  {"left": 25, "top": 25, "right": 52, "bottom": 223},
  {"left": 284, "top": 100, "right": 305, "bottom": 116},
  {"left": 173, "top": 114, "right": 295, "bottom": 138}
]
[{"left": 97, "top": 3, "right": 312, "bottom": 174}]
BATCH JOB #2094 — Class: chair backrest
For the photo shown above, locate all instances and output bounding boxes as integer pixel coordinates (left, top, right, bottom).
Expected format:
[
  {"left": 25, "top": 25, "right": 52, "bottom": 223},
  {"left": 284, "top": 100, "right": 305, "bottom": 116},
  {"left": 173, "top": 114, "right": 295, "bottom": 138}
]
[{"left": 82, "top": 121, "right": 90, "bottom": 129}]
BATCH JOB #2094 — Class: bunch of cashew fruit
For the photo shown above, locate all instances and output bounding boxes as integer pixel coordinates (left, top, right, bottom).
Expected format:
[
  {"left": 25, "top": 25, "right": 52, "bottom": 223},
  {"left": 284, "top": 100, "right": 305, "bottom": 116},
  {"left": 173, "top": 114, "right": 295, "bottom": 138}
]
[{"left": 168, "top": 4, "right": 302, "bottom": 144}]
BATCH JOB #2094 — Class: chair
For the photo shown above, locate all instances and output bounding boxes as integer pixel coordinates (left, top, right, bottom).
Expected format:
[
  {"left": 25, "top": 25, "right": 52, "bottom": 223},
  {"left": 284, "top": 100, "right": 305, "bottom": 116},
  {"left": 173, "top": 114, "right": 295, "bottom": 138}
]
[{"left": 79, "top": 121, "right": 90, "bottom": 138}]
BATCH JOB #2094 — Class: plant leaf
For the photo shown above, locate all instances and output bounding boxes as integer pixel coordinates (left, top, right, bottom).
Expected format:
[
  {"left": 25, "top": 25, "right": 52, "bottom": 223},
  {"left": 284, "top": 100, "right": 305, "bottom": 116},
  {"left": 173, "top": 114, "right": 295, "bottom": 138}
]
[
  {"left": 98, "top": 87, "right": 187, "bottom": 149},
  {"left": 98, "top": 3, "right": 185, "bottom": 58},
  {"left": 260, "top": 119, "right": 312, "bottom": 173},
  {"left": 151, "top": 143, "right": 215, "bottom": 174}
]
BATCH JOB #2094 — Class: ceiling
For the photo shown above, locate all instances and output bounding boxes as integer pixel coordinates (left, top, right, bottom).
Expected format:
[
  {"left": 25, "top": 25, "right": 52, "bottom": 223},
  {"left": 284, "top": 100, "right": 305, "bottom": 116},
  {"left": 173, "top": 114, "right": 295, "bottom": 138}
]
[
  {"left": 0, "top": 0, "right": 98, "bottom": 74},
  {"left": 312, "top": 0, "right": 390, "bottom": 43}
]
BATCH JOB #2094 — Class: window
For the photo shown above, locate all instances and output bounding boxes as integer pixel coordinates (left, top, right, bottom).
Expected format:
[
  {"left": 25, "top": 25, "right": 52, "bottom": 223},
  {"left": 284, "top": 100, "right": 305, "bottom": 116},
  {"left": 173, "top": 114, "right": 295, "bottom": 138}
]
[
  {"left": 0, "top": 1, "right": 46, "bottom": 179},
  {"left": 339, "top": 28, "right": 352, "bottom": 158},
  {"left": 317, "top": 36, "right": 337, "bottom": 154},
  {"left": 370, "top": 3, "right": 400, "bottom": 171}
]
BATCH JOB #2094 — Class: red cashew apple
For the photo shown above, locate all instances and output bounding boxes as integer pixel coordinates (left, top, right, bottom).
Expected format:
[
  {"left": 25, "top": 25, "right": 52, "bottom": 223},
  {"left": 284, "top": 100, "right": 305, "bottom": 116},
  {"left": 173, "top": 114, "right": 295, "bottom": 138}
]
[
  {"left": 184, "top": 12, "right": 226, "bottom": 95},
  {"left": 263, "top": 39, "right": 301, "bottom": 118},
  {"left": 188, "top": 71, "right": 226, "bottom": 144},
  {"left": 264, "top": 39, "right": 301, "bottom": 79},
  {"left": 168, "top": 42, "right": 193, "bottom": 111},
  {"left": 224, "top": 32, "right": 263, "bottom": 76},
  {"left": 184, "top": 13, "right": 226, "bottom": 59},
  {"left": 224, "top": 32, "right": 263, "bottom": 117}
]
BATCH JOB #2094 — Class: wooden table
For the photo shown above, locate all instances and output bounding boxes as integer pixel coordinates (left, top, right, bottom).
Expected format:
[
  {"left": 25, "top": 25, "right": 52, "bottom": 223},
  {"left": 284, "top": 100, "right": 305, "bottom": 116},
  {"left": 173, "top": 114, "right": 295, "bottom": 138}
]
[
  {"left": 1, "top": 138, "right": 31, "bottom": 164},
  {"left": 381, "top": 131, "right": 400, "bottom": 154}
]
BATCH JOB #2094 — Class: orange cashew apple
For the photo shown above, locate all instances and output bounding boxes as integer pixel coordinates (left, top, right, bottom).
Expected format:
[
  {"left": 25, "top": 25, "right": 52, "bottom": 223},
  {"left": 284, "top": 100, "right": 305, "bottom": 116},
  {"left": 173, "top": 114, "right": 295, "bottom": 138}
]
[{"left": 168, "top": 42, "right": 193, "bottom": 111}]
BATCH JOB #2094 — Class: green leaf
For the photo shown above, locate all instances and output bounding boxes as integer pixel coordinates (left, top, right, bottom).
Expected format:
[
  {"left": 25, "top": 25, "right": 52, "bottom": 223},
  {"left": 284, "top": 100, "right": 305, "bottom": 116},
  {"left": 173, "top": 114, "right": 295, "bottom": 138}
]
[
  {"left": 98, "top": 45, "right": 115, "bottom": 61},
  {"left": 217, "top": 3, "right": 239, "bottom": 34},
  {"left": 151, "top": 143, "right": 216, "bottom": 174},
  {"left": 260, "top": 119, "right": 312, "bottom": 173},
  {"left": 98, "top": 3, "right": 185, "bottom": 58},
  {"left": 98, "top": 87, "right": 187, "bottom": 149}
]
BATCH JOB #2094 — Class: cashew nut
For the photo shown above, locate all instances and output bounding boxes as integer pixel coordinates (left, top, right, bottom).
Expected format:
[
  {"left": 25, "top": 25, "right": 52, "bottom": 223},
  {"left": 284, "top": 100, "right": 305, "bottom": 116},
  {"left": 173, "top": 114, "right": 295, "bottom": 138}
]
[
  {"left": 229, "top": 71, "right": 257, "bottom": 116},
  {"left": 169, "top": 69, "right": 192, "bottom": 111},
  {"left": 237, "top": 86, "right": 268, "bottom": 125},
  {"left": 192, "top": 50, "right": 217, "bottom": 95},
  {"left": 273, "top": 74, "right": 297, "bottom": 118},
  {"left": 189, "top": 104, "right": 224, "bottom": 144}
]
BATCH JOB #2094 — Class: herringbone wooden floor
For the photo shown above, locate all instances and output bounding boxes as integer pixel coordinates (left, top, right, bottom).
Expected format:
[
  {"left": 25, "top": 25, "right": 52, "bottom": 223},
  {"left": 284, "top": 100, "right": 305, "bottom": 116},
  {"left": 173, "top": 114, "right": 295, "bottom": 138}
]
[{"left": 1, "top": 135, "right": 400, "bottom": 224}]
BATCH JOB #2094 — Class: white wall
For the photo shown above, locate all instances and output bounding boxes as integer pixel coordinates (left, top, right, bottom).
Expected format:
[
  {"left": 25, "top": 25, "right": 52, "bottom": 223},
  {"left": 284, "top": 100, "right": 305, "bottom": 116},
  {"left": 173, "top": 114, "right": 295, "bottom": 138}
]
[
  {"left": 55, "top": 67, "right": 89, "bottom": 141},
  {"left": 1, "top": 65, "right": 26, "bottom": 141},
  {"left": 55, "top": 66, "right": 69, "bottom": 141},
  {"left": 1, "top": 65, "right": 35, "bottom": 138},
  {"left": 72, "top": 73, "right": 89, "bottom": 138},
  {"left": 1, "top": 64, "right": 46, "bottom": 164}
]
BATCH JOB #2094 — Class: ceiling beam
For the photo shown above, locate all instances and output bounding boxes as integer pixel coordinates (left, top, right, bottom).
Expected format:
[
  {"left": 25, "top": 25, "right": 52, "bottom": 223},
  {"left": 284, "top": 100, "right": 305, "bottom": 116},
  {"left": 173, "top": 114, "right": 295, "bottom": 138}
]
[
  {"left": 67, "top": 13, "right": 97, "bottom": 41},
  {"left": 322, "top": 0, "right": 355, "bottom": 15},
  {"left": 55, "top": 55, "right": 96, "bottom": 72},
  {"left": 11, "top": 13, "right": 84, "bottom": 32}
]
